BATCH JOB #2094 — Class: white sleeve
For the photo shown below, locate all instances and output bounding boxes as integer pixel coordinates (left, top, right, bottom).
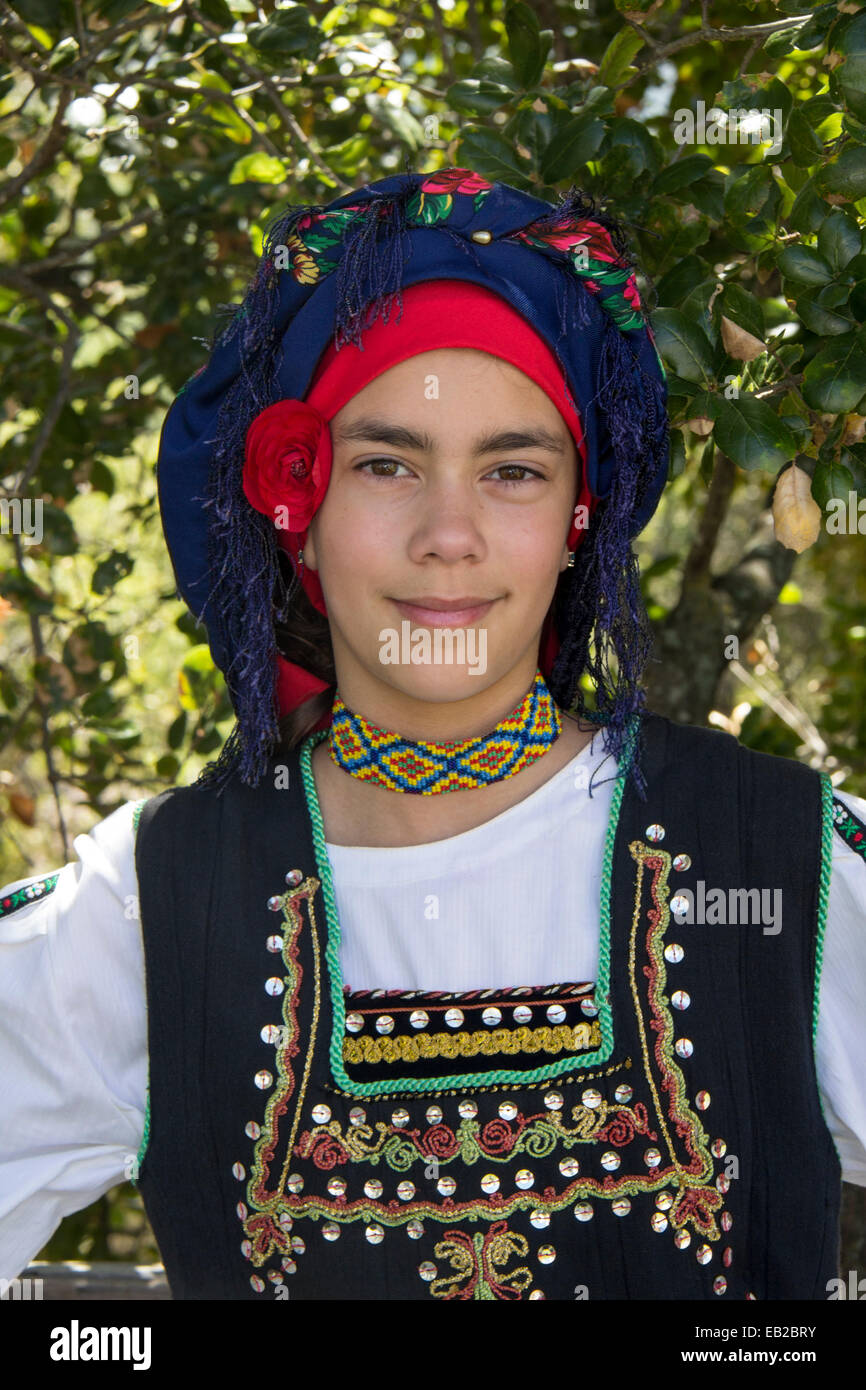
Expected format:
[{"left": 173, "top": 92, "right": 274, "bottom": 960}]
[
  {"left": 0, "top": 800, "right": 148, "bottom": 1280},
  {"left": 816, "top": 786, "right": 866, "bottom": 1186}
]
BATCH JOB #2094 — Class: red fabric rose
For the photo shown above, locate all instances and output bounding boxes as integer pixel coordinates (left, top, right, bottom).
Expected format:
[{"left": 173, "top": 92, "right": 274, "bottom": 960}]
[{"left": 242, "top": 399, "right": 332, "bottom": 534}]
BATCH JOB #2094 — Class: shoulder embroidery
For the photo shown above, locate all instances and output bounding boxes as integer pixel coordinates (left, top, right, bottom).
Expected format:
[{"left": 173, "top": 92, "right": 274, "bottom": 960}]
[
  {"left": 0, "top": 872, "right": 60, "bottom": 920},
  {"left": 831, "top": 796, "right": 866, "bottom": 862}
]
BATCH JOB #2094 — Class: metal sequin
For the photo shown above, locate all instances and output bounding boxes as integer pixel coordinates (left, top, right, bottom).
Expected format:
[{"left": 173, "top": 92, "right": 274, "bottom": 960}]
[
  {"left": 254, "top": 1070, "right": 273, "bottom": 1090},
  {"left": 312, "top": 1104, "right": 331, "bottom": 1124},
  {"left": 671, "top": 990, "right": 690, "bottom": 1010},
  {"left": 364, "top": 1179, "right": 383, "bottom": 1199},
  {"left": 375, "top": 1015, "right": 394, "bottom": 1035},
  {"left": 645, "top": 823, "right": 665, "bottom": 841},
  {"left": 444, "top": 1008, "right": 464, "bottom": 1029},
  {"left": 437, "top": 1176, "right": 457, "bottom": 1196},
  {"left": 418, "top": 1261, "right": 437, "bottom": 1279},
  {"left": 714, "top": 1276, "right": 728, "bottom": 1295},
  {"left": 664, "top": 943, "right": 684, "bottom": 964},
  {"left": 232, "top": 1162, "right": 245, "bottom": 1180},
  {"left": 281, "top": 1257, "right": 297, "bottom": 1274},
  {"left": 716, "top": 1174, "right": 731, "bottom": 1194},
  {"left": 425, "top": 1105, "right": 442, "bottom": 1125},
  {"left": 615, "top": 1083, "right": 633, "bottom": 1103},
  {"left": 498, "top": 1101, "right": 518, "bottom": 1120},
  {"left": 480, "top": 1174, "right": 500, "bottom": 1194},
  {"left": 580, "top": 998, "right": 599, "bottom": 1017},
  {"left": 675, "top": 1037, "right": 694, "bottom": 1058},
  {"left": 513, "top": 1004, "right": 533, "bottom": 1023},
  {"left": 266, "top": 935, "right": 283, "bottom": 953},
  {"left": 365, "top": 1224, "right": 384, "bottom": 1244},
  {"left": 409, "top": 1010, "right": 429, "bottom": 1029},
  {"left": 711, "top": 1138, "right": 726, "bottom": 1157},
  {"left": 600, "top": 1151, "right": 621, "bottom": 1171},
  {"left": 458, "top": 1100, "right": 478, "bottom": 1119},
  {"left": 482, "top": 1007, "right": 502, "bottom": 1026},
  {"left": 349, "top": 1105, "right": 366, "bottom": 1126},
  {"left": 559, "top": 1157, "right": 579, "bottom": 1178},
  {"left": 285, "top": 869, "right": 303, "bottom": 887},
  {"left": 582, "top": 1088, "right": 602, "bottom": 1109},
  {"left": 391, "top": 1108, "right": 410, "bottom": 1127},
  {"left": 345, "top": 1012, "right": 364, "bottom": 1033},
  {"left": 397, "top": 1181, "right": 415, "bottom": 1201},
  {"left": 530, "top": 1210, "right": 551, "bottom": 1230},
  {"left": 327, "top": 1177, "right": 347, "bottom": 1197},
  {"left": 407, "top": 1221, "right": 424, "bottom": 1239},
  {"left": 265, "top": 977, "right": 284, "bottom": 996},
  {"left": 721, "top": 1212, "right": 733, "bottom": 1232},
  {"left": 674, "top": 1229, "right": 691, "bottom": 1249},
  {"left": 322, "top": 1223, "right": 340, "bottom": 1241},
  {"left": 644, "top": 1147, "right": 662, "bottom": 1168},
  {"left": 236, "top": 1202, "right": 247, "bottom": 1219},
  {"left": 245, "top": 1121, "right": 261, "bottom": 1140},
  {"left": 696, "top": 1244, "right": 712, "bottom": 1264},
  {"left": 546, "top": 1004, "right": 566, "bottom": 1024},
  {"left": 651, "top": 1213, "right": 668, "bottom": 1233},
  {"left": 471, "top": 229, "right": 493, "bottom": 243},
  {"left": 669, "top": 896, "right": 690, "bottom": 918},
  {"left": 287, "top": 1173, "right": 304, "bottom": 1194},
  {"left": 537, "top": 1246, "right": 556, "bottom": 1263},
  {"left": 574, "top": 1203, "right": 594, "bottom": 1221},
  {"left": 267, "top": 896, "right": 283, "bottom": 912},
  {"left": 696, "top": 1090, "right": 711, "bottom": 1110},
  {"left": 544, "top": 1091, "right": 564, "bottom": 1110},
  {"left": 612, "top": 1198, "right": 631, "bottom": 1217},
  {"left": 673, "top": 853, "right": 692, "bottom": 871},
  {"left": 656, "top": 1191, "right": 674, "bottom": 1211},
  {"left": 515, "top": 1169, "right": 535, "bottom": 1188},
  {"left": 723, "top": 1247, "right": 733, "bottom": 1267},
  {"left": 250, "top": 1275, "right": 265, "bottom": 1292},
  {"left": 241, "top": 1239, "right": 252, "bottom": 1258},
  {"left": 260, "top": 1024, "right": 282, "bottom": 1046}
]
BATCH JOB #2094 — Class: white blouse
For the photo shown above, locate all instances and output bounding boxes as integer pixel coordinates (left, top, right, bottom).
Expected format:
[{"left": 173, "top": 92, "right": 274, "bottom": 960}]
[{"left": 1, "top": 732, "right": 865, "bottom": 1284}]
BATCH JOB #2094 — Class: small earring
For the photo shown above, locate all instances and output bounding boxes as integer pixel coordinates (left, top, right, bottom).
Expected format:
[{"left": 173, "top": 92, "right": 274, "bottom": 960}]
[
  {"left": 566, "top": 550, "right": 575, "bottom": 568},
  {"left": 296, "top": 547, "right": 305, "bottom": 576}
]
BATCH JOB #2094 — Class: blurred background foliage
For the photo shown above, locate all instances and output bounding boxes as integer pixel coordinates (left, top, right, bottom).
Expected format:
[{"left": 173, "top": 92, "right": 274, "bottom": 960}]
[{"left": 1, "top": 0, "right": 864, "bottom": 1275}]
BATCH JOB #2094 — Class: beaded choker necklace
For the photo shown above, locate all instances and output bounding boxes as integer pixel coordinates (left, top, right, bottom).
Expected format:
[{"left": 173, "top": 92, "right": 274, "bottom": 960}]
[{"left": 327, "top": 668, "right": 562, "bottom": 794}]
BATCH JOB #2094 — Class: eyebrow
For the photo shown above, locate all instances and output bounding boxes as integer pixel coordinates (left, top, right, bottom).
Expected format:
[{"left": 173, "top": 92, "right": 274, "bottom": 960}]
[{"left": 334, "top": 415, "right": 568, "bottom": 457}]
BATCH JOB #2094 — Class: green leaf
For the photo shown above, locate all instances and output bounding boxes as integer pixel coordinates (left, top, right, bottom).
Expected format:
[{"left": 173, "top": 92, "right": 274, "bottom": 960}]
[
  {"left": 818, "top": 146, "right": 866, "bottom": 201},
  {"left": 802, "top": 332, "right": 866, "bottom": 412},
  {"left": 246, "top": 6, "right": 318, "bottom": 56},
  {"left": 457, "top": 127, "right": 533, "bottom": 187},
  {"left": 33, "top": 502, "right": 76, "bottom": 555},
  {"left": 228, "top": 153, "right": 289, "bottom": 185},
  {"left": 505, "top": 2, "right": 549, "bottom": 89},
  {"left": 788, "top": 176, "right": 826, "bottom": 235},
  {"left": 777, "top": 245, "right": 835, "bottom": 286},
  {"left": 597, "top": 27, "right": 644, "bottom": 87},
  {"left": 713, "top": 396, "right": 798, "bottom": 473},
  {"left": 720, "top": 283, "right": 765, "bottom": 339},
  {"left": 539, "top": 113, "right": 605, "bottom": 183},
  {"left": 667, "top": 428, "right": 686, "bottom": 480},
  {"left": 811, "top": 458, "right": 856, "bottom": 510},
  {"left": 817, "top": 210, "right": 863, "bottom": 272},
  {"left": 724, "top": 166, "right": 774, "bottom": 222},
  {"left": 787, "top": 108, "right": 825, "bottom": 167},
  {"left": 839, "top": 54, "right": 866, "bottom": 123},
  {"left": 447, "top": 79, "right": 516, "bottom": 115},
  {"left": 796, "top": 286, "right": 856, "bottom": 336},
  {"left": 649, "top": 308, "right": 715, "bottom": 384},
  {"left": 91, "top": 550, "right": 134, "bottom": 595},
  {"left": 652, "top": 155, "right": 714, "bottom": 196},
  {"left": 655, "top": 257, "right": 710, "bottom": 308}
]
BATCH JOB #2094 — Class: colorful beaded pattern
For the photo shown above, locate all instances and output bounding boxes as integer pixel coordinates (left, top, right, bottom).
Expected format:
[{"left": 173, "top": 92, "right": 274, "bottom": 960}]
[
  {"left": 0, "top": 872, "right": 59, "bottom": 919},
  {"left": 327, "top": 668, "right": 562, "bottom": 795},
  {"left": 830, "top": 792, "right": 866, "bottom": 862}
]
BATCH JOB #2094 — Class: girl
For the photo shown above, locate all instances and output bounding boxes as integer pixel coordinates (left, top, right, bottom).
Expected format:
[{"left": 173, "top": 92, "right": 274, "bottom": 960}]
[{"left": 1, "top": 168, "right": 864, "bottom": 1301}]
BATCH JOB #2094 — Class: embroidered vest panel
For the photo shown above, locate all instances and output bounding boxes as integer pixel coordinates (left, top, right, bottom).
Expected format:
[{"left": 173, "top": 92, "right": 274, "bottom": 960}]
[{"left": 133, "top": 712, "right": 841, "bottom": 1300}]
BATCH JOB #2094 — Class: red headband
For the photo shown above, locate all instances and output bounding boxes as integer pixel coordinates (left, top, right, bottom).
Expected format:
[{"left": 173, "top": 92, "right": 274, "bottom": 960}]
[{"left": 241, "top": 279, "right": 596, "bottom": 725}]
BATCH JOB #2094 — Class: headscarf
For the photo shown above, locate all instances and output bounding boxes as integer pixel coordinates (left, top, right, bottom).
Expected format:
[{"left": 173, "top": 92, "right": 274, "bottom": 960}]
[{"left": 155, "top": 168, "right": 669, "bottom": 791}]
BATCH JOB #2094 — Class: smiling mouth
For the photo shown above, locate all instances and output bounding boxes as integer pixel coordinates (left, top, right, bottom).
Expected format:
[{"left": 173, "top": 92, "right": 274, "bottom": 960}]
[{"left": 390, "top": 598, "right": 497, "bottom": 626}]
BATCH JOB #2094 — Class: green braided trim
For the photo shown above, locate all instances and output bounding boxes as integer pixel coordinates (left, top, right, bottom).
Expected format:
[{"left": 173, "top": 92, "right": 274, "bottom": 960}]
[
  {"left": 814, "top": 774, "right": 834, "bottom": 1048},
  {"left": 130, "top": 798, "right": 150, "bottom": 1185},
  {"left": 299, "top": 713, "right": 639, "bottom": 1098}
]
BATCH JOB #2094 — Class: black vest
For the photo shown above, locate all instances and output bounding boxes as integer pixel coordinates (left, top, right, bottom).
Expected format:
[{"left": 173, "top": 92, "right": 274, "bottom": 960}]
[{"left": 133, "top": 711, "right": 842, "bottom": 1300}]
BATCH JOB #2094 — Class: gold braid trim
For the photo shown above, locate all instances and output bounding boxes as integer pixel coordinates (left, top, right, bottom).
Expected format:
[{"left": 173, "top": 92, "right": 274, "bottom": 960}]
[{"left": 343, "top": 1020, "right": 601, "bottom": 1065}]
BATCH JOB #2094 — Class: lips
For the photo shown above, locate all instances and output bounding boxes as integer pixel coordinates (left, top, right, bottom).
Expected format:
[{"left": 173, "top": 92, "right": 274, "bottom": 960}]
[{"left": 391, "top": 597, "right": 496, "bottom": 627}]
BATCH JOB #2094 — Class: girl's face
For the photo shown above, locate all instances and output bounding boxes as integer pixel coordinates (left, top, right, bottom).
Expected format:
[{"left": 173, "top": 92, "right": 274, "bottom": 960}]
[{"left": 303, "top": 348, "right": 578, "bottom": 718}]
